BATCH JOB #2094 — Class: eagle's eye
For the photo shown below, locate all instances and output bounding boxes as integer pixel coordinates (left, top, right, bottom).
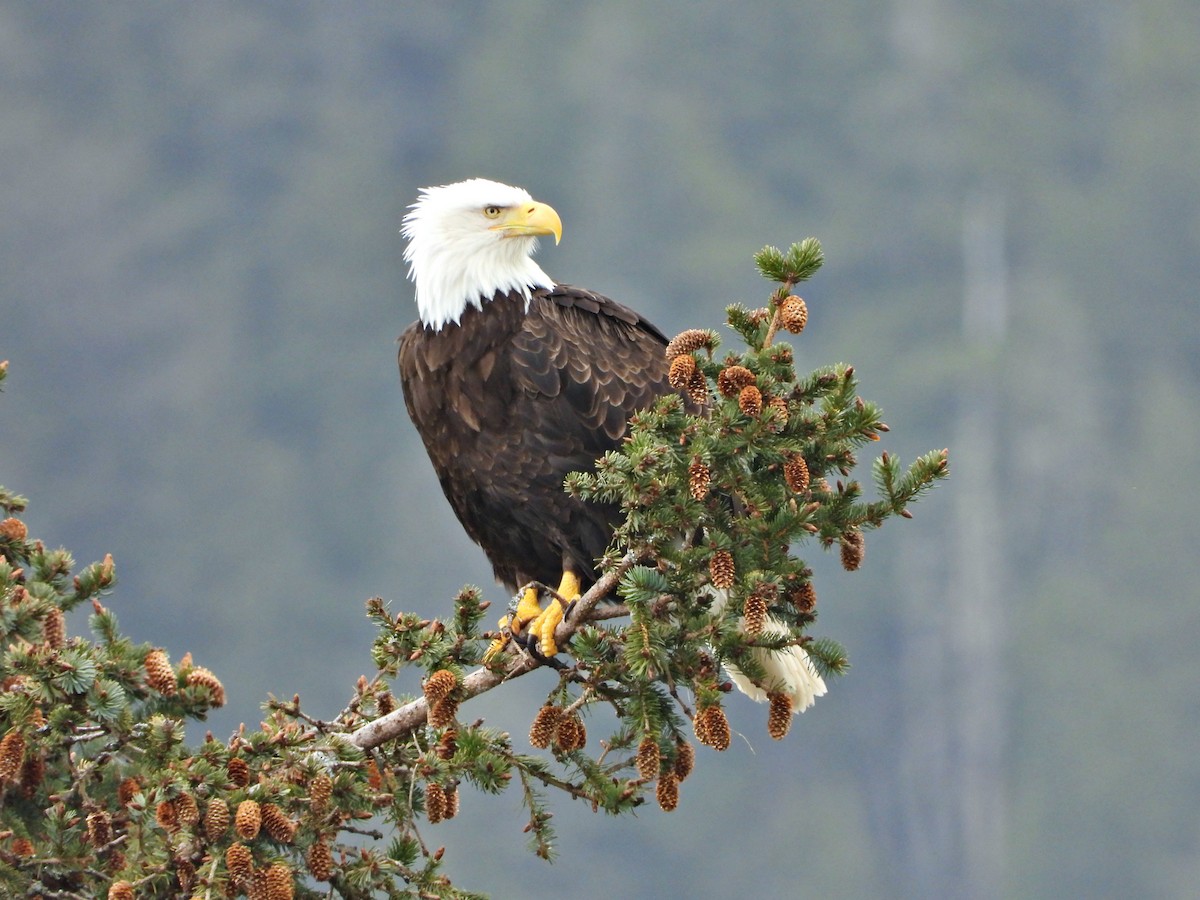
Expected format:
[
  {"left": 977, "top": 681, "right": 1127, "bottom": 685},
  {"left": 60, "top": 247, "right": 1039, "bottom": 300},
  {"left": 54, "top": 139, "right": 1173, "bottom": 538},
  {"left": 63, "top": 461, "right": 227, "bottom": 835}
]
[{"left": 483, "top": 206, "right": 502, "bottom": 219}]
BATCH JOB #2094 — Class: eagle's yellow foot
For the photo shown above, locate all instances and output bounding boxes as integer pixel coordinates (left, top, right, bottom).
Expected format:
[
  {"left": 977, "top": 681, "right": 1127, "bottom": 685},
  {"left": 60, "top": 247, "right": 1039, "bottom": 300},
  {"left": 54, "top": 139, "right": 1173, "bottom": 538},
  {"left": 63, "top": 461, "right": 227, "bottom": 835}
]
[
  {"left": 485, "top": 573, "right": 583, "bottom": 661},
  {"left": 483, "top": 587, "right": 548, "bottom": 663},
  {"left": 525, "top": 571, "right": 581, "bottom": 658}
]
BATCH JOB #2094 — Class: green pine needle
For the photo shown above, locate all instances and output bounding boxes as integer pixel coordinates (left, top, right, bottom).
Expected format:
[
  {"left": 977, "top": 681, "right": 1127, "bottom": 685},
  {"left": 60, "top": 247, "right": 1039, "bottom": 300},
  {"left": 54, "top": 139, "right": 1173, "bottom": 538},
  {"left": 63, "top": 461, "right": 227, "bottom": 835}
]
[
  {"left": 755, "top": 238, "right": 824, "bottom": 284},
  {"left": 805, "top": 637, "right": 850, "bottom": 677},
  {"left": 619, "top": 565, "right": 671, "bottom": 606}
]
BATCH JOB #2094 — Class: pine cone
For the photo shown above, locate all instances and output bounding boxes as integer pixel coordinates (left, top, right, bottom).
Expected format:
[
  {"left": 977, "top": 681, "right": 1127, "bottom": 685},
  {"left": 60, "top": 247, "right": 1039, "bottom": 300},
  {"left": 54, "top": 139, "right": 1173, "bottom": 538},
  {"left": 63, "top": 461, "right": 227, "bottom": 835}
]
[
  {"left": 444, "top": 784, "right": 460, "bottom": 820},
  {"left": 144, "top": 649, "right": 177, "bottom": 697},
  {"left": 174, "top": 792, "right": 200, "bottom": 827},
  {"left": 767, "top": 395, "right": 789, "bottom": 425},
  {"left": 673, "top": 740, "right": 695, "bottom": 781},
  {"left": 635, "top": 736, "right": 661, "bottom": 781},
  {"left": 743, "top": 591, "right": 767, "bottom": 637},
  {"left": 779, "top": 295, "right": 808, "bottom": 334},
  {"left": 227, "top": 756, "right": 251, "bottom": 787},
  {"left": 427, "top": 694, "right": 459, "bottom": 728},
  {"left": 656, "top": 771, "right": 680, "bottom": 812},
  {"left": 840, "top": 528, "right": 865, "bottom": 571},
  {"left": 554, "top": 712, "right": 587, "bottom": 752},
  {"left": 791, "top": 581, "right": 817, "bottom": 614},
  {"left": 738, "top": 384, "right": 763, "bottom": 417},
  {"left": 666, "top": 328, "right": 713, "bottom": 359},
  {"left": 686, "top": 367, "right": 709, "bottom": 406},
  {"left": 185, "top": 666, "right": 226, "bottom": 707},
  {"left": 422, "top": 669, "right": 457, "bottom": 704},
  {"left": 668, "top": 353, "right": 697, "bottom": 390},
  {"left": 118, "top": 777, "right": 141, "bottom": 806},
  {"left": 426, "top": 782, "right": 448, "bottom": 824},
  {"left": 261, "top": 803, "right": 295, "bottom": 843},
  {"left": 688, "top": 459, "right": 711, "bottom": 501},
  {"left": 529, "top": 705, "right": 563, "bottom": 749},
  {"left": 11, "top": 837, "right": 34, "bottom": 857},
  {"left": 249, "top": 868, "right": 271, "bottom": 900},
  {"left": 235, "top": 799, "right": 262, "bottom": 840},
  {"left": 155, "top": 799, "right": 179, "bottom": 833},
  {"left": 205, "top": 797, "right": 230, "bottom": 840},
  {"left": 307, "top": 838, "right": 333, "bottom": 882},
  {"left": 709, "top": 550, "right": 735, "bottom": 590},
  {"left": 784, "top": 453, "right": 810, "bottom": 493},
  {"left": 717, "top": 364, "right": 755, "bottom": 398},
  {"left": 0, "top": 729, "right": 25, "bottom": 780},
  {"left": 42, "top": 607, "right": 65, "bottom": 650},
  {"left": 87, "top": 811, "right": 112, "bottom": 847},
  {"left": 768, "top": 692, "right": 794, "bottom": 740},
  {"left": 0, "top": 517, "right": 27, "bottom": 542},
  {"left": 436, "top": 729, "right": 458, "bottom": 761},
  {"left": 309, "top": 773, "right": 333, "bottom": 816},
  {"left": 225, "top": 842, "right": 253, "bottom": 886},
  {"left": 264, "top": 862, "right": 294, "bottom": 900},
  {"left": 107, "top": 882, "right": 134, "bottom": 900},
  {"left": 365, "top": 759, "right": 382, "bottom": 790},
  {"left": 694, "top": 705, "right": 731, "bottom": 751}
]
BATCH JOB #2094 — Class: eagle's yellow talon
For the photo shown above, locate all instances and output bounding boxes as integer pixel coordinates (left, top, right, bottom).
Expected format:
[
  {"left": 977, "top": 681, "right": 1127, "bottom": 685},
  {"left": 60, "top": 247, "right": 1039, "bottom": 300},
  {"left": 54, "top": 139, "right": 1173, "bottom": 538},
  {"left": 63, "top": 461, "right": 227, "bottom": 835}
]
[
  {"left": 529, "top": 598, "right": 566, "bottom": 657},
  {"left": 483, "top": 615, "right": 512, "bottom": 663}
]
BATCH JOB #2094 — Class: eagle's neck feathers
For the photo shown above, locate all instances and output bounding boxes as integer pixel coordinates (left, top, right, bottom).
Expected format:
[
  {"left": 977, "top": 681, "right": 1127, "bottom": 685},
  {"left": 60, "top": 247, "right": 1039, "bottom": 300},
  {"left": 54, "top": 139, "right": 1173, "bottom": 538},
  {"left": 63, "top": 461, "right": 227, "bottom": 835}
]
[
  {"left": 402, "top": 179, "right": 556, "bottom": 332},
  {"left": 408, "top": 236, "right": 553, "bottom": 332}
]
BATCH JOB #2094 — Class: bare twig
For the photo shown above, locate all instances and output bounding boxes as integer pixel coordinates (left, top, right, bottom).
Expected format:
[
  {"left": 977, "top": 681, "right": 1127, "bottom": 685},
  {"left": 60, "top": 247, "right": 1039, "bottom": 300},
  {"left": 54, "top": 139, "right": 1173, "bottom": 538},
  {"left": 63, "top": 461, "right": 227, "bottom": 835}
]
[
  {"left": 349, "top": 552, "right": 638, "bottom": 751},
  {"left": 507, "top": 752, "right": 594, "bottom": 804},
  {"left": 761, "top": 281, "right": 794, "bottom": 350},
  {"left": 337, "top": 823, "right": 386, "bottom": 840}
]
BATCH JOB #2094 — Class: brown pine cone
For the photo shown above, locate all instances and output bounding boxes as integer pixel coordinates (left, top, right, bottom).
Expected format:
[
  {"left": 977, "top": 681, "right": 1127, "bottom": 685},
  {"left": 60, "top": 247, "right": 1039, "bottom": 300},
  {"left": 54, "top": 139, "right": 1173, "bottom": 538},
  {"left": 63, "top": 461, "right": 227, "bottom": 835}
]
[
  {"left": 235, "top": 799, "right": 262, "bottom": 840},
  {"left": 144, "top": 649, "right": 177, "bottom": 696},
  {"left": 635, "top": 736, "right": 661, "bottom": 781},
  {"left": 694, "top": 705, "right": 731, "bottom": 751},
  {"left": 656, "top": 771, "right": 680, "bottom": 812},
  {"left": 738, "top": 384, "right": 763, "bottom": 417},
  {"left": 709, "top": 550, "right": 735, "bottom": 590},
  {"left": 688, "top": 459, "right": 712, "bottom": 501},
  {"left": 767, "top": 692, "right": 793, "bottom": 740},
  {"left": 784, "top": 453, "right": 810, "bottom": 493},
  {"left": 779, "top": 295, "right": 808, "bottom": 334}
]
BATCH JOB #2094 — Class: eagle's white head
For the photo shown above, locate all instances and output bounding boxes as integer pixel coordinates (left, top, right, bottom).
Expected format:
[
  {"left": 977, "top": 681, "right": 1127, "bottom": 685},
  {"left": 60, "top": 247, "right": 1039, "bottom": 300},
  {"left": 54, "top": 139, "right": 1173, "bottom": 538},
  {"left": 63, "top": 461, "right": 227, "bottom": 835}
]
[{"left": 401, "top": 178, "right": 563, "bottom": 331}]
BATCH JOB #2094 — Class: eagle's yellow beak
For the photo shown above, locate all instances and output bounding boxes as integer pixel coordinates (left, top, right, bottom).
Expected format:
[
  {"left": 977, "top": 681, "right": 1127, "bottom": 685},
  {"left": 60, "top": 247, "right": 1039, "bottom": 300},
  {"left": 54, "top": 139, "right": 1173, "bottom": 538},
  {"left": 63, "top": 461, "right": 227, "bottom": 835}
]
[{"left": 491, "top": 200, "right": 562, "bottom": 245}]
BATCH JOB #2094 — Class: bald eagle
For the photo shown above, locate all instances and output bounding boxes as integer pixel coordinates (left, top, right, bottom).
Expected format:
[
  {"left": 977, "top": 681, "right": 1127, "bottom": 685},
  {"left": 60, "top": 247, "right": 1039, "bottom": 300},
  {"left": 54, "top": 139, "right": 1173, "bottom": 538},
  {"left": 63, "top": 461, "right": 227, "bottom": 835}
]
[{"left": 398, "top": 179, "right": 825, "bottom": 713}]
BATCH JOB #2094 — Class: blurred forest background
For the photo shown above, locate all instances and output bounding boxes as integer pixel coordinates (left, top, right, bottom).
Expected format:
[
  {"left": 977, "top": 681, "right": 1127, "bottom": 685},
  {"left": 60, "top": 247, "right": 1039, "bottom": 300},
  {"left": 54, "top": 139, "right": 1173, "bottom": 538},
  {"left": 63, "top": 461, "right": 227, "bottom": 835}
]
[{"left": 1, "top": 2, "right": 1197, "bottom": 898}]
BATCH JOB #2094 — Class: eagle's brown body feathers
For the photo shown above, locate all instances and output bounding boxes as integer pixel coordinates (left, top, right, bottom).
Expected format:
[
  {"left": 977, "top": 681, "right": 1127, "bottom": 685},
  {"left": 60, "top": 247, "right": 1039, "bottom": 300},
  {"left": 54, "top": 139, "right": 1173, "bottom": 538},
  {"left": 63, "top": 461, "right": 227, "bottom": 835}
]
[{"left": 399, "top": 284, "right": 672, "bottom": 593}]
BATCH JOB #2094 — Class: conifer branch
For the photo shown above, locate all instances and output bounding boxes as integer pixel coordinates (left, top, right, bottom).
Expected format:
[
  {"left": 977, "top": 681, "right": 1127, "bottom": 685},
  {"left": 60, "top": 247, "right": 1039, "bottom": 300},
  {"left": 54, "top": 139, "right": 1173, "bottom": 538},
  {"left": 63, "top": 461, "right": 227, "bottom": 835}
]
[{"left": 349, "top": 552, "right": 638, "bottom": 751}]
